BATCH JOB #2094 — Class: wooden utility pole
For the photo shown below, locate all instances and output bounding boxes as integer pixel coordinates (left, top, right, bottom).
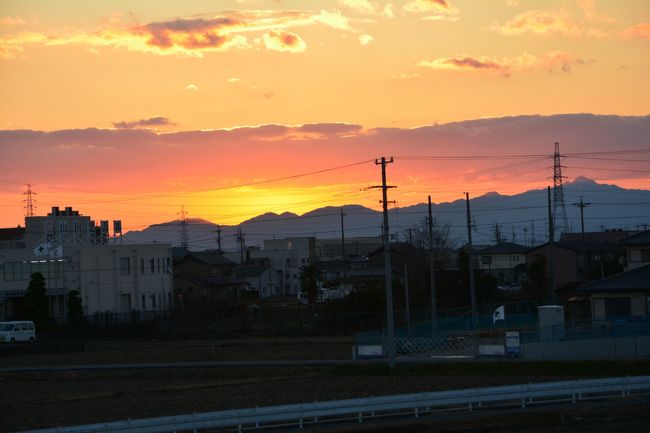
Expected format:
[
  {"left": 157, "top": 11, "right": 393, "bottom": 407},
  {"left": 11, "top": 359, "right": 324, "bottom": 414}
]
[
  {"left": 404, "top": 264, "right": 411, "bottom": 334},
  {"left": 573, "top": 197, "right": 591, "bottom": 280},
  {"left": 465, "top": 192, "right": 477, "bottom": 324},
  {"left": 340, "top": 207, "right": 347, "bottom": 278},
  {"left": 428, "top": 195, "right": 437, "bottom": 333},
  {"left": 214, "top": 227, "right": 222, "bottom": 251},
  {"left": 376, "top": 157, "right": 396, "bottom": 368}
]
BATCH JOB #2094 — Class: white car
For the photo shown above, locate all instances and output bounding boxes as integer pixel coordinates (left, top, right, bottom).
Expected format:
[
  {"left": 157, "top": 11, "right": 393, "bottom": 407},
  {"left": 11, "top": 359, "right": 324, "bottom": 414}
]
[{"left": 0, "top": 321, "right": 36, "bottom": 344}]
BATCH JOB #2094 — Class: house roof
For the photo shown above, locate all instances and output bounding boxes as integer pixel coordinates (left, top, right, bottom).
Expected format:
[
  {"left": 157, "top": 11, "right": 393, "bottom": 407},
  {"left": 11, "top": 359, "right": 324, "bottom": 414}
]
[
  {"left": 478, "top": 242, "right": 527, "bottom": 255},
  {"left": 0, "top": 227, "right": 24, "bottom": 241},
  {"left": 175, "top": 251, "right": 236, "bottom": 266},
  {"left": 561, "top": 230, "right": 636, "bottom": 244},
  {"left": 579, "top": 264, "right": 650, "bottom": 292},
  {"left": 620, "top": 230, "right": 650, "bottom": 246},
  {"left": 526, "top": 240, "right": 620, "bottom": 255},
  {"left": 235, "top": 265, "right": 269, "bottom": 278}
]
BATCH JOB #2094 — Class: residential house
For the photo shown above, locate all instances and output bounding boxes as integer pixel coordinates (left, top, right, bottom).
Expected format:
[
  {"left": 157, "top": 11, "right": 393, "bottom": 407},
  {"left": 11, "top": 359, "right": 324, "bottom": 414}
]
[
  {"left": 620, "top": 231, "right": 650, "bottom": 271},
  {"left": 475, "top": 242, "right": 527, "bottom": 288},
  {"left": 234, "top": 263, "right": 282, "bottom": 298},
  {"left": 248, "top": 237, "right": 317, "bottom": 295},
  {"left": 173, "top": 251, "right": 237, "bottom": 308},
  {"left": 579, "top": 264, "right": 650, "bottom": 324}
]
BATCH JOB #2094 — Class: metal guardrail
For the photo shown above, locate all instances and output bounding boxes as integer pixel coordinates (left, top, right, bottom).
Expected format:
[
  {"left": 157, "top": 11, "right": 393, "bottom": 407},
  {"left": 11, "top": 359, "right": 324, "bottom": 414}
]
[{"left": 17, "top": 375, "right": 650, "bottom": 433}]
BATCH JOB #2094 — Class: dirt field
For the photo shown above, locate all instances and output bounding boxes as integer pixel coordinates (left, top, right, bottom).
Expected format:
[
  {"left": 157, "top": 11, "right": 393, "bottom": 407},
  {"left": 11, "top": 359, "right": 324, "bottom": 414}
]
[{"left": 2, "top": 339, "right": 649, "bottom": 433}]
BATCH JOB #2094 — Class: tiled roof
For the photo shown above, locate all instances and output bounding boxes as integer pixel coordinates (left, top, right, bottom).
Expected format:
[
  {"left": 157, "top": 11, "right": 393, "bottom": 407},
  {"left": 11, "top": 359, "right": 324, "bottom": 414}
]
[
  {"left": 0, "top": 227, "right": 24, "bottom": 241},
  {"left": 478, "top": 242, "right": 528, "bottom": 255},
  {"left": 177, "top": 251, "right": 236, "bottom": 266},
  {"left": 579, "top": 264, "right": 650, "bottom": 292},
  {"left": 620, "top": 231, "right": 650, "bottom": 246}
]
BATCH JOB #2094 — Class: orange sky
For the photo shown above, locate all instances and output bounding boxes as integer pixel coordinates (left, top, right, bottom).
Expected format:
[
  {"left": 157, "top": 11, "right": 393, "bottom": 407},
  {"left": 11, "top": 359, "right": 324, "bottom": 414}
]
[{"left": 1, "top": 1, "right": 649, "bottom": 231}]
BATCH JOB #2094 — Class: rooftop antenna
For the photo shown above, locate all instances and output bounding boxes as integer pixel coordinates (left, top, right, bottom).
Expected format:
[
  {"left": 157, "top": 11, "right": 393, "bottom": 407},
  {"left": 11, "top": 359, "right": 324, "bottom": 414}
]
[{"left": 23, "top": 184, "right": 36, "bottom": 217}]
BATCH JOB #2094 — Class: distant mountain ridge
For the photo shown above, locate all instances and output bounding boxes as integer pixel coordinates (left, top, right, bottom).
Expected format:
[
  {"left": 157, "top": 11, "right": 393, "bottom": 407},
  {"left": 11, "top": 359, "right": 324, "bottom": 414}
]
[{"left": 124, "top": 177, "right": 650, "bottom": 251}]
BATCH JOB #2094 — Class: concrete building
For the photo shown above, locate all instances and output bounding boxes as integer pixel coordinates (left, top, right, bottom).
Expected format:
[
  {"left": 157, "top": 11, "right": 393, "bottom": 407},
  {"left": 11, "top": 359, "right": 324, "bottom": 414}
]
[
  {"left": 248, "top": 237, "right": 316, "bottom": 295},
  {"left": 0, "top": 206, "right": 172, "bottom": 320}
]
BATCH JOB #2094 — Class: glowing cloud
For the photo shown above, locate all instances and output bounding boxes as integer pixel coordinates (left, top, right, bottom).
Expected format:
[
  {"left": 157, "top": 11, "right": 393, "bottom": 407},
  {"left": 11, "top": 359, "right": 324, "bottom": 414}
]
[
  {"left": 262, "top": 30, "right": 307, "bottom": 53},
  {"left": 313, "top": 9, "right": 352, "bottom": 31},
  {"left": 418, "top": 51, "right": 585, "bottom": 75},
  {"left": 0, "top": 9, "right": 356, "bottom": 59},
  {"left": 112, "top": 116, "right": 176, "bottom": 129},
  {"left": 359, "top": 34, "right": 374, "bottom": 45},
  {"left": 0, "top": 16, "right": 26, "bottom": 27},
  {"left": 491, "top": 9, "right": 582, "bottom": 38},
  {"left": 185, "top": 84, "right": 199, "bottom": 91},
  {"left": 404, "top": 0, "right": 457, "bottom": 15},
  {"left": 620, "top": 23, "right": 650, "bottom": 40},
  {"left": 576, "top": 0, "right": 616, "bottom": 23},
  {"left": 0, "top": 31, "right": 48, "bottom": 59},
  {"left": 341, "top": 0, "right": 377, "bottom": 15}
]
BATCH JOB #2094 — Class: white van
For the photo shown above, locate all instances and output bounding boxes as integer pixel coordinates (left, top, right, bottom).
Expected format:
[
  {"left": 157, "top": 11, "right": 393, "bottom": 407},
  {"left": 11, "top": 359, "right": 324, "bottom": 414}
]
[{"left": 0, "top": 321, "right": 36, "bottom": 344}]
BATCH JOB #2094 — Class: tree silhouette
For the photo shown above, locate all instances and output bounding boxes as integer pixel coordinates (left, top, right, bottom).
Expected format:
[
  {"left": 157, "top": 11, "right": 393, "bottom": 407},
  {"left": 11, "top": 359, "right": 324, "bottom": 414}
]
[
  {"left": 24, "top": 272, "right": 49, "bottom": 325},
  {"left": 67, "top": 289, "right": 83, "bottom": 323},
  {"left": 299, "top": 264, "right": 320, "bottom": 304}
]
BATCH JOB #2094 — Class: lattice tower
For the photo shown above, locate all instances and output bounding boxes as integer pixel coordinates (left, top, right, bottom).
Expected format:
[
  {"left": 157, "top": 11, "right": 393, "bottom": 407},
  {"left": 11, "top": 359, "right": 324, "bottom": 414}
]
[
  {"left": 552, "top": 142, "right": 569, "bottom": 239},
  {"left": 179, "top": 205, "right": 189, "bottom": 249},
  {"left": 23, "top": 184, "right": 36, "bottom": 217}
]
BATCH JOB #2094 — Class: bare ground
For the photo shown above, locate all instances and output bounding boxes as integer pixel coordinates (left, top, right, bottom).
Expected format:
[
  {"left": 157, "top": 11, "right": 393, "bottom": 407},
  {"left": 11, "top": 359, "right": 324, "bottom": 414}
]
[{"left": 1, "top": 338, "right": 649, "bottom": 433}]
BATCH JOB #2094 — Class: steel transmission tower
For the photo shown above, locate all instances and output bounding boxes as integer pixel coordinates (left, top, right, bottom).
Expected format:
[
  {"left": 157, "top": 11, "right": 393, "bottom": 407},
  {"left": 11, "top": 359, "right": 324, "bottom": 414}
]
[
  {"left": 179, "top": 205, "right": 189, "bottom": 249},
  {"left": 23, "top": 184, "right": 36, "bottom": 217},
  {"left": 552, "top": 142, "right": 569, "bottom": 239}
]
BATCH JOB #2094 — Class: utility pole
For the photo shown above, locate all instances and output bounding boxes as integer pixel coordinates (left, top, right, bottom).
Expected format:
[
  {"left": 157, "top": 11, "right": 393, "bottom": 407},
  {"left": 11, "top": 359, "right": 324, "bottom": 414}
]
[
  {"left": 494, "top": 223, "right": 502, "bottom": 244},
  {"left": 340, "top": 207, "right": 347, "bottom": 278},
  {"left": 214, "top": 227, "right": 222, "bottom": 251},
  {"left": 531, "top": 220, "right": 536, "bottom": 246},
  {"left": 375, "top": 157, "right": 396, "bottom": 368},
  {"left": 428, "top": 195, "right": 437, "bottom": 333},
  {"left": 573, "top": 197, "right": 591, "bottom": 280},
  {"left": 404, "top": 264, "right": 411, "bottom": 335},
  {"left": 547, "top": 186, "right": 556, "bottom": 304},
  {"left": 465, "top": 192, "right": 478, "bottom": 325},
  {"left": 523, "top": 227, "right": 528, "bottom": 247},
  {"left": 23, "top": 184, "right": 36, "bottom": 217},
  {"left": 236, "top": 227, "right": 245, "bottom": 263},
  {"left": 179, "top": 205, "right": 189, "bottom": 249}
]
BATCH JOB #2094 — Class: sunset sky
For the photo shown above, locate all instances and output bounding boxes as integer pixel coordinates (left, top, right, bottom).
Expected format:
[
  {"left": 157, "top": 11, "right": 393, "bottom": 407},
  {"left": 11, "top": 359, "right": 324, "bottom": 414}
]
[{"left": 1, "top": 0, "right": 649, "bottom": 232}]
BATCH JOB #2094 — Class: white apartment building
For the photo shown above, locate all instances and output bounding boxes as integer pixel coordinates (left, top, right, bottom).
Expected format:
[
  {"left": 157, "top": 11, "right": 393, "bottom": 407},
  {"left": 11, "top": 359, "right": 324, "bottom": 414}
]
[{"left": 0, "top": 206, "right": 172, "bottom": 320}]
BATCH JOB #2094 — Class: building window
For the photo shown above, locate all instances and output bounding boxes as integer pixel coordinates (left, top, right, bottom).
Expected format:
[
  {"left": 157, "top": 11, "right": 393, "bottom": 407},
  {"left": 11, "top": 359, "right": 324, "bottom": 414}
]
[
  {"left": 150, "top": 259, "right": 155, "bottom": 273},
  {"left": 140, "top": 258, "right": 145, "bottom": 275},
  {"left": 119, "top": 257, "right": 130, "bottom": 276},
  {"left": 157, "top": 258, "right": 161, "bottom": 273},
  {"left": 151, "top": 294, "right": 156, "bottom": 309},
  {"left": 142, "top": 295, "right": 146, "bottom": 310},
  {"left": 481, "top": 256, "right": 492, "bottom": 265},
  {"left": 166, "top": 257, "right": 171, "bottom": 273}
]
